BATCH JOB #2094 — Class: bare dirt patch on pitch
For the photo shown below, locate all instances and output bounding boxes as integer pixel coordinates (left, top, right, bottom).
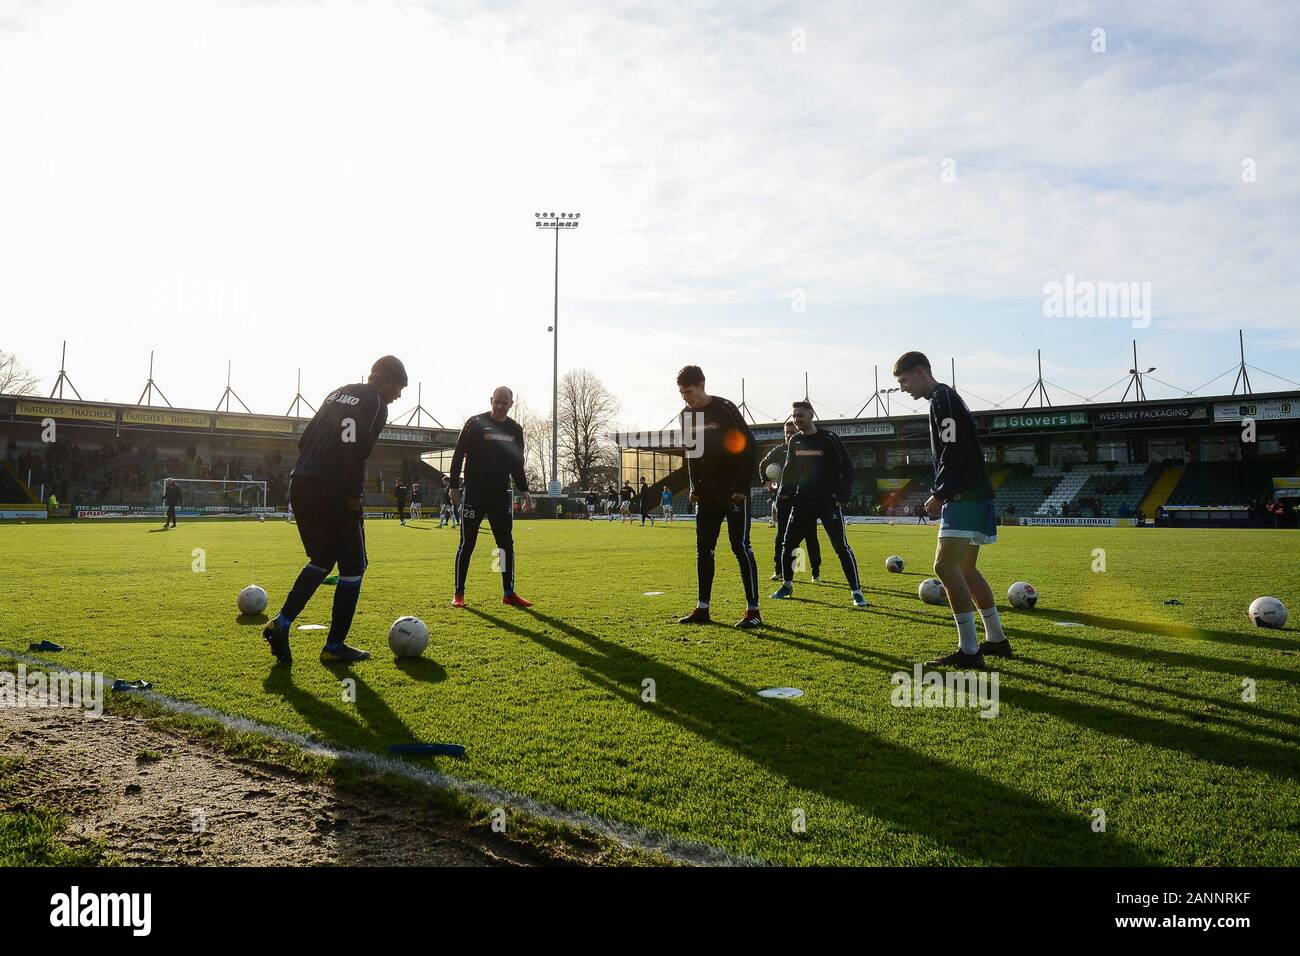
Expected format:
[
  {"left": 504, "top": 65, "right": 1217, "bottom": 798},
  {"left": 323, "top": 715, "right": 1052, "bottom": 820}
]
[{"left": 0, "top": 705, "right": 630, "bottom": 866}]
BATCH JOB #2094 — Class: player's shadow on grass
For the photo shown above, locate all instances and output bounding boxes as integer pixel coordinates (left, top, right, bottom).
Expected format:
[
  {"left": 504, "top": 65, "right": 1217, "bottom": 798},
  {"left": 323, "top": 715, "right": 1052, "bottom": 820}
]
[
  {"left": 1008, "top": 660, "right": 1300, "bottom": 747},
  {"left": 465, "top": 606, "right": 1157, "bottom": 865},
  {"left": 394, "top": 657, "right": 448, "bottom": 683},
  {"left": 262, "top": 666, "right": 416, "bottom": 751},
  {"left": 759, "top": 622, "right": 912, "bottom": 671},
  {"left": 1019, "top": 655, "right": 1300, "bottom": 729},
  {"left": 865, "top": 603, "right": 1300, "bottom": 684},
  {"left": 864, "top": 605, "right": 1300, "bottom": 781},
  {"left": 1032, "top": 607, "right": 1290, "bottom": 652},
  {"left": 235, "top": 614, "right": 268, "bottom": 626}
]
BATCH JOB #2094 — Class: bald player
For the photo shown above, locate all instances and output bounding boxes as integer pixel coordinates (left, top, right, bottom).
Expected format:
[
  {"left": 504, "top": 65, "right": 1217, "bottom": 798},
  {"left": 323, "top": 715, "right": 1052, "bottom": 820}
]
[{"left": 448, "top": 386, "right": 534, "bottom": 607}]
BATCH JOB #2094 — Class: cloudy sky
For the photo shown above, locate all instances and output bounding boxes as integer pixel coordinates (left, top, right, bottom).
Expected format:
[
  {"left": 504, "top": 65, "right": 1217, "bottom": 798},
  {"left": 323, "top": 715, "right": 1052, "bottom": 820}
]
[{"left": 1, "top": 0, "right": 1297, "bottom": 428}]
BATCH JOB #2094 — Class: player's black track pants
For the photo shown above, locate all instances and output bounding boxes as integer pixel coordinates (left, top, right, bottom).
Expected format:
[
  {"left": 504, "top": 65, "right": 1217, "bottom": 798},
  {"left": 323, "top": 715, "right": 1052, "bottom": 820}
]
[
  {"left": 773, "top": 496, "right": 821, "bottom": 576},
  {"left": 780, "top": 498, "right": 858, "bottom": 590},
  {"left": 454, "top": 495, "right": 515, "bottom": 595},
  {"left": 166, "top": 504, "right": 176, "bottom": 527},
  {"left": 695, "top": 496, "right": 759, "bottom": 607},
  {"left": 282, "top": 476, "right": 368, "bottom": 643}
]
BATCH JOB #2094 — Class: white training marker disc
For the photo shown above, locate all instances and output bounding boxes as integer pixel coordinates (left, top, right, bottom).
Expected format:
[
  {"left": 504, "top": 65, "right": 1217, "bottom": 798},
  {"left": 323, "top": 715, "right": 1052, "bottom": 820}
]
[
  {"left": 757, "top": 687, "right": 804, "bottom": 699},
  {"left": 1054, "top": 621, "right": 1084, "bottom": 627},
  {"left": 643, "top": 591, "right": 664, "bottom": 596},
  {"left": 297, "top": 624, "right": 327, "bottom": 631}
]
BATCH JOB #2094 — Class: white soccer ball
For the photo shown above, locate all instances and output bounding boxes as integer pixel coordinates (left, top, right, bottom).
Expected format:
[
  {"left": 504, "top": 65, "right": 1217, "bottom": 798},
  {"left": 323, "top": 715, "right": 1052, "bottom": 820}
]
[
  {"left": 765, "top": 463, "right": 782, "bottom": 482},
  {"left": 1248, "top": 596, "right": 1288, "bottom": 629},
  {"left": 1008, "top": 581, "right": 1038, "bottom": 609},
  {"left": 918, "top": 578, "right": 947, "bottom": 605},
  {"left": 237, "top": 584, "right": 268, "bottom": 616},
  {"left": 388, "top": 616, "right": 430, "bottom": 658},
  {"left": 885, "top": 555, "right": 905, "bottom": 573},
  {"left": 258, "top": 514, "right": 265, "bottom": 523}
]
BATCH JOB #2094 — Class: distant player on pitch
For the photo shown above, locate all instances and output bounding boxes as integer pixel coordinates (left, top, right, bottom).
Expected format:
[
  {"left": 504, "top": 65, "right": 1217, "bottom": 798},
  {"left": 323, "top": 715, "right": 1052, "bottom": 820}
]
[
  {"left": 162, "top": 478, "right": 181, "bottom": 529},
  {"left": 674, "top": 365, "right": 762, "bottom": 629},
  {"left": 262, "top": 355, "right": 407, "bottom": 664},
  {"left": 771, "top": 401, "right": 865, "bottom": 607},
  {"left": 760, "top": 418, "right": 822, "bottom": 583},
  {"left": 638, "top": 476, "right": 656, "bottom": 526},
  {"left": 660, "top": 484, "right": 674, "bottom": 521},
  {"left": 448, "top": 386, "right": 533, "bottom": 608},
  {"left": 894, "top": 351, "right": 1007, "bottom": 668}
]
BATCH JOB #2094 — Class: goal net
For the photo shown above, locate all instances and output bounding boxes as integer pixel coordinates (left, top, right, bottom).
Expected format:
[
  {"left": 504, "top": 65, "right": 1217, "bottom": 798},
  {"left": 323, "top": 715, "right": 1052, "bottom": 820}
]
[{"left": 152, "top": 478, "right": 268, "bottom": 515}]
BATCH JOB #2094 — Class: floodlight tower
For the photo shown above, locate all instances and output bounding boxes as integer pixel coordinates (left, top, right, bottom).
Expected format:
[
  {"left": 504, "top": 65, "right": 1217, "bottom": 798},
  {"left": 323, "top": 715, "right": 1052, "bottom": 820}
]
[
  {"left": 534, "top": 211, "right": 581, "bottom": 493},
  {"left": 1121, "top": 340, "right": 1155, "bottom": 402}
]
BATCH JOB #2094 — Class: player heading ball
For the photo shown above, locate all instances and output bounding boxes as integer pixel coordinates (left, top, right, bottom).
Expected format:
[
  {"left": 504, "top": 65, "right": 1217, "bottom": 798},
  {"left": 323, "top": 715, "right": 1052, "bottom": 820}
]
[
  {"left": 263, "top": 354, "right": 408, "bottom": 665},
  {"left": 675, "top": 365, "right": 763, "bottom": 629}
]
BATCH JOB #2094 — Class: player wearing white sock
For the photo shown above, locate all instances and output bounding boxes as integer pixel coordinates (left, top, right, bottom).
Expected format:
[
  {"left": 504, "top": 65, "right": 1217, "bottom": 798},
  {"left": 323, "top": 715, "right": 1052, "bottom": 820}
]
[{"left": 894, "top": 350, "right": 1008, "bottom": 669}]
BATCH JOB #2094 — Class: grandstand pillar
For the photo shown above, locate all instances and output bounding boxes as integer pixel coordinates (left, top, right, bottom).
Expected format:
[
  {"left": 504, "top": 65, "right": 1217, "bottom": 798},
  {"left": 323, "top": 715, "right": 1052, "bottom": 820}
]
[{"left": 1132, "top": 435, "right": 1148, "bottom": 464}]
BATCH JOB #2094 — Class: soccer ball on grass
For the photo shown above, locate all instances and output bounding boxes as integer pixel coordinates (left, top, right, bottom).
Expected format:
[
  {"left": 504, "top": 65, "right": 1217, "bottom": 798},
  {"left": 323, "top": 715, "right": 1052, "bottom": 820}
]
[
  {"left": 388, "top": 616, "right": 430, "bottom": 658},
  {"left": 237, "top": 584, "right": 268, "bottom": 616}
]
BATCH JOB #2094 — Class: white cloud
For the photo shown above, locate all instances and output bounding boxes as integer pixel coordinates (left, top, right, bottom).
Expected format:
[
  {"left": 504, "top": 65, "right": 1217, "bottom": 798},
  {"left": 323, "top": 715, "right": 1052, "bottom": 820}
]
[{"left": 0, "top": 0, "right": 1296, "bottom": 427}]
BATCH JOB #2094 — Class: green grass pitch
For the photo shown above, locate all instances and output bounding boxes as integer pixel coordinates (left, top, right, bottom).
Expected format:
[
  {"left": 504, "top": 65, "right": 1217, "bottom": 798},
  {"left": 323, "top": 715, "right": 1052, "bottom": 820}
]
[{"left": 3, "top": 517, "right": 1298, "bottom": 865}]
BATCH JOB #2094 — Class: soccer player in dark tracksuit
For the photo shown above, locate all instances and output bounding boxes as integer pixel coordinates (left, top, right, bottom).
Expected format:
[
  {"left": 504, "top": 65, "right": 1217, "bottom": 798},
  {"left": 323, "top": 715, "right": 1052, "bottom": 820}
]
[
  {"left": 894, "top": 351, "right": 1005, "bottom": 670},
  {"left": 261, "top": 356, "right": 407, "bottom": 665},
  {"left": 448, "top": 386, "right": 534, "bottom": 608},
  {"left": 638, "top": 476, "right": 656, "bottom": 526},
  {"left": 393, "top": 479, "right": 409, "bottom": 525},
  {"left": 759, "top": 420, "right": 822, "bottom": 582},
  {"left": 162, "top": 479, "right": 181, "bottom": 529},
  {"left": 674, "top": 365, "right": 763, "bottom": 629},
  {"left": 772, "top": 401, "right": 867, "bottom": 608}
]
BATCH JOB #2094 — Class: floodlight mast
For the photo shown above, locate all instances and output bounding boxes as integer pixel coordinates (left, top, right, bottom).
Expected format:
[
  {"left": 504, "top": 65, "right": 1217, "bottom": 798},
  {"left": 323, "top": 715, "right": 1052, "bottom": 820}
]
[{"left": 533, "top": 211, "right": 581, "bottom": 493}]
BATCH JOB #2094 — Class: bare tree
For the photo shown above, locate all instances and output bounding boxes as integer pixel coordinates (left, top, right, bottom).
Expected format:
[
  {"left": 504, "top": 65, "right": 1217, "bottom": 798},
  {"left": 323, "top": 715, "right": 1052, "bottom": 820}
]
[
  {"left": 0, "top": 351, "right": 40, "bottom": 396},
  {"left": 513, "top": 395, "right": 552, "bottom": 493},
  {"left": 557, "top": 368, "right": 621, "bottom": 490}
]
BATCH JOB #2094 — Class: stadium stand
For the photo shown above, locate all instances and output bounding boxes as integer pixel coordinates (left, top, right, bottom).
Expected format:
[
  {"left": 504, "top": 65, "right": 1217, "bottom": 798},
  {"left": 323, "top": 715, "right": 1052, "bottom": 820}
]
[
  {"left": 1063, "top": 464, "right": 1160, "bottom": 517},
  {"left": 994, "top": 467, "right": 1058, "bottom": 517},
  {"left": 1138, "top": 465, "right": 1184, "bottom": 517},
  {"left": 0, "top": 461, "right": 35, "bottom": 503},
  {"left": 1166, "top": 461, "right": 1278, "bottom": 507}
]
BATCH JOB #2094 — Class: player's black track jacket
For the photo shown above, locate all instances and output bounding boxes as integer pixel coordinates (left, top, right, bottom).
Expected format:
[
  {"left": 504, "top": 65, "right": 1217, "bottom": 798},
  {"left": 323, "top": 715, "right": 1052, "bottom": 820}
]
[
  {"left": 291, "top": 383, "right": 389, "bottom": 500},
  {"left": 781, "top": 428, "right": 854, "bottom": 503},
  {"left": 448, "top": 413, "right": 529, "bottom": 501},
  {"left": 680, "top": 396, "right": 758, "bottom": 505},
  {"left": 927, "top": 382, "right": 994, "bottom": 501},
  {"left": 163, "top": 484, "right": 181, "bottom": 506}
]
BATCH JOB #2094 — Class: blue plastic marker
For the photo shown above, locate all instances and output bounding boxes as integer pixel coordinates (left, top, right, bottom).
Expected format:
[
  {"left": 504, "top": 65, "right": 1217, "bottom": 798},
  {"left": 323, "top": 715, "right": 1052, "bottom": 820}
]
[
  {"left": 387, "top": 743, "right": 466, "bottom": 758},
  {"left": 112, "top": 679, "right": 153, "bottom": 693}
]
